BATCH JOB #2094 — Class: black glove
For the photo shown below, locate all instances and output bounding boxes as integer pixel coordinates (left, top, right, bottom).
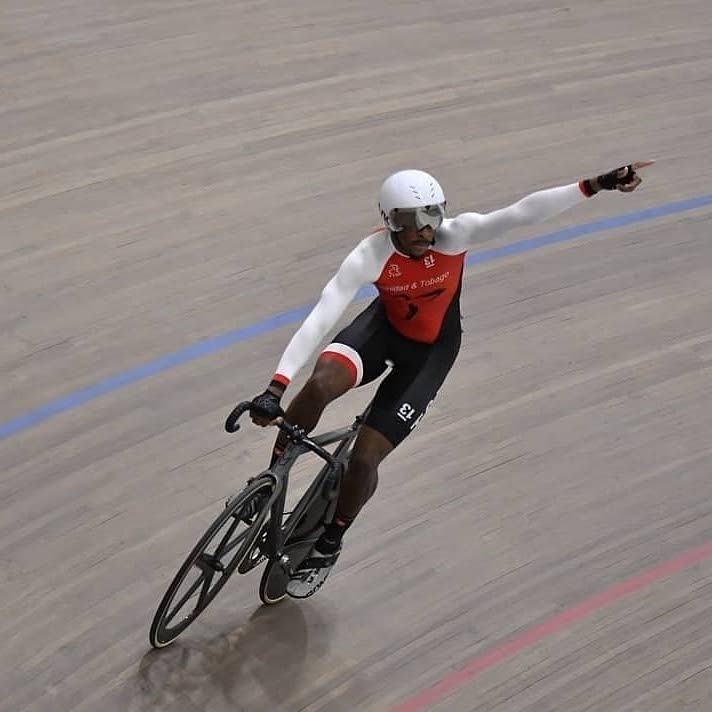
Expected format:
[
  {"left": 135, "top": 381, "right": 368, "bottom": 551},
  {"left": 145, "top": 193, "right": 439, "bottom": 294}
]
[
  {"left": 249, "top": 386, "right": 284, "bottom": 422},
  {"left": 596, "top": 164, "right": 638, "bottom": 190},
  {"left": 581, "top": 165, "right": 639, "bottom": 196}
]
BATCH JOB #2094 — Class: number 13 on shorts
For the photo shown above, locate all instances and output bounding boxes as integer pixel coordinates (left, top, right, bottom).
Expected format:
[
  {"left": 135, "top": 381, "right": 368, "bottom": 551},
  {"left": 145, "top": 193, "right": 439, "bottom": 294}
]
[
  {"left": 396, "top": 400, "right": 434, "bottom": 431},
  {"left": 397, "top": 402, "right": 416, "bottom": 422}
]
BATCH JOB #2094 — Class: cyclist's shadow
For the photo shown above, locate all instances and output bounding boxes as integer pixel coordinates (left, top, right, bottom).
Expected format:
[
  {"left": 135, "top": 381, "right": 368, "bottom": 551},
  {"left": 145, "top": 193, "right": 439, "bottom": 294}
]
[{"left": 136, "top": 599, "right": 329, "bottom": 710}]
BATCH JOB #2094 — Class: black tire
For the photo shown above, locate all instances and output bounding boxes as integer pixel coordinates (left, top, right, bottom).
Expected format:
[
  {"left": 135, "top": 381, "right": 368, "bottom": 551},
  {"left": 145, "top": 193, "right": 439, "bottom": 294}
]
[
  {"left": 237, "top": 520, "right": 269, "bottom": 574},
  {"left": 149, "top": 476, "right": 275, "bottom": 648},
  {"left": 259, "top": 558, "right": 290, "bottom": 605},
  {"left": 258, "top": 539, "right": 316, "bottom": 605}
]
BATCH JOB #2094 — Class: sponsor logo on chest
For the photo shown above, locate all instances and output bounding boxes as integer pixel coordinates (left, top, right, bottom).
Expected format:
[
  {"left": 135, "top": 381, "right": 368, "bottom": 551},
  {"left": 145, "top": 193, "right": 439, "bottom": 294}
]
[
  {"left": 379, "top": 251, "right": 458, "bottom": 295},
  {"left": 385, "top": 254, "right": 436, "bottom": 277},
  {"left": 381, "top": 270, "right": 451, "bottom": 294}
]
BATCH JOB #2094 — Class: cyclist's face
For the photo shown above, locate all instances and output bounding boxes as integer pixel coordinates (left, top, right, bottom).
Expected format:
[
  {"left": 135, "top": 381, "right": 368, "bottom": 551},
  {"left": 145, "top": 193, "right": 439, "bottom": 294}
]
[{"left": 396, "top": 226, "right": 435, "bottom": 258}]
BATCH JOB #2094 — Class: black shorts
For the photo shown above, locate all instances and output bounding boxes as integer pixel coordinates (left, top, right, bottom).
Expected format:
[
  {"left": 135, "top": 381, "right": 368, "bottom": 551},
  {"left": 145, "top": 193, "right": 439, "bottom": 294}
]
[{"left": 321, "top": 298, "right": 462, "bottom": 447}]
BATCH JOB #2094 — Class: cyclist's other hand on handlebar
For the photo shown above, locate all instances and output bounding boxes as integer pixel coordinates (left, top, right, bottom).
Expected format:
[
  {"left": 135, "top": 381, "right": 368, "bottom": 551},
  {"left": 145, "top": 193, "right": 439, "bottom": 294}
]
[{"left": 249, "top": 383, "right": 285, "bottom": 426}]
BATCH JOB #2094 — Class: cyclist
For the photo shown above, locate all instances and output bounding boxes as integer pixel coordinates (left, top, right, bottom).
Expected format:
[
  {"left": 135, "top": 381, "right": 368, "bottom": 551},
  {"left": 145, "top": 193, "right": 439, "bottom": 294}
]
[{"left": 248, "top": 160, "right": 654, "bottom": 597}]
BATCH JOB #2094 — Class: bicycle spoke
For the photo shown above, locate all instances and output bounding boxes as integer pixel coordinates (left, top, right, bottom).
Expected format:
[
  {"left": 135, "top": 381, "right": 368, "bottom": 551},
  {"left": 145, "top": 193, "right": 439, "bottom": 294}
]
[
  {"left": 214, "top": 494, "right": 265, "bottom": 562},
  {"left": 212, "top": 517, "right": 240, "bottom": 561},
  {"left": 165, "top": 573, "right": 205, "bottom": 625},
  {"left": 220, "top": 527, "right": 252, "bottom": 558},
  {"left": 197, "top": 567, "right": 216, "bottom": 609}
]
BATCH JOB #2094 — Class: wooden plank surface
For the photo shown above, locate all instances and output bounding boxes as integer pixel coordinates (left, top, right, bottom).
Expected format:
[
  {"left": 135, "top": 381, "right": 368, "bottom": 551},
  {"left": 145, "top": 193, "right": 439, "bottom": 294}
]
[{"left": 2, "top": 1, "right": 712, "bottom": 710}]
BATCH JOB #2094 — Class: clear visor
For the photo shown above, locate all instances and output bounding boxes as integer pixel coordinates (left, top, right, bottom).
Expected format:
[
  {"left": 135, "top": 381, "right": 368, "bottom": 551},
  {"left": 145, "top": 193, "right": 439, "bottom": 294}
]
[{"left": 390, "top": 204, "right": 445, "bottom": 232}]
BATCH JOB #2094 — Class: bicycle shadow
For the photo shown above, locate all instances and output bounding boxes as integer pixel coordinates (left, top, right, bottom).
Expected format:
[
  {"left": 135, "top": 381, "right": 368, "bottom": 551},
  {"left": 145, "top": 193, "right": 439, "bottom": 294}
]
[{"left": 135, "top": 599, "right": 332, "bottom": 711}]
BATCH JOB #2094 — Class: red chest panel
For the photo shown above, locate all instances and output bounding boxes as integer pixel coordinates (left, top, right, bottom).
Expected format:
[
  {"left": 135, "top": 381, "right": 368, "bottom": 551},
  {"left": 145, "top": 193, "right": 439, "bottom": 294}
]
[{"left": 375, "top": 250, "right": 465, "bottom": 343}]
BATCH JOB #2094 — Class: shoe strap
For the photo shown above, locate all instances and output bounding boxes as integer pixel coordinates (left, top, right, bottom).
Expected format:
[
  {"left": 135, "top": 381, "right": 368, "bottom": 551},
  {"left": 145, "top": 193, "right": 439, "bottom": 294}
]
[{"left": 300, "top": 552, "right": 339, "bottom": 569}]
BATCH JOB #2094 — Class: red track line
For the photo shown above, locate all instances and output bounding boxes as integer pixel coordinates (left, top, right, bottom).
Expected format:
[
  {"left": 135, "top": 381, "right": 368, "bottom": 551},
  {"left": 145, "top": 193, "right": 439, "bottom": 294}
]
[{"left": 392, "top": 540, "right": 712, "bottom": 712}]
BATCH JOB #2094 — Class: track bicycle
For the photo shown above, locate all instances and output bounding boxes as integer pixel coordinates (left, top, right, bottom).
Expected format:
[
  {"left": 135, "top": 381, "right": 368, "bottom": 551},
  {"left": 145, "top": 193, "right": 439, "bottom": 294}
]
[{"left": 149, "top": 398, "right": 369, "bottom": 648}]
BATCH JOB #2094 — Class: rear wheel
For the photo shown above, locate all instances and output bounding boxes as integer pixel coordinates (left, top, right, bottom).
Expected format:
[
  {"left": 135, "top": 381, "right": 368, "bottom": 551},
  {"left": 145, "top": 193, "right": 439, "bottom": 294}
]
[
  {"left": 149, "top": 476, "right": 275, "bottom": 648},
  {"left": 238, "top": 520, "right": 269, "bottom": 573},
  {"left": 259, "top": 557, "right": 291, "bottom": 605},
  {"left": 258, "top": 539, "right": 317, "bottom": 605},
  {"left": 257, "top": 467, "right": 341, "bottom": 605}
]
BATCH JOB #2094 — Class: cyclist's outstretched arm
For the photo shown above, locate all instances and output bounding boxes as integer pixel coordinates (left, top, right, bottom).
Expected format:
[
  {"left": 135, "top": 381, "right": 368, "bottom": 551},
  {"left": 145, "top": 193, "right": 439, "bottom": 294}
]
[{"left": 445, "top": 160, "right": 655, "bottom": 248}]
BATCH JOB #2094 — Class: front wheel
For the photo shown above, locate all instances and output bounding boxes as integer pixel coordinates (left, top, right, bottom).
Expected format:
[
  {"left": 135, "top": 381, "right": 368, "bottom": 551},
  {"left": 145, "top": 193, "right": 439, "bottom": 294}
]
[{"left": 149, "top": 476, "right": 275, "bottom": 648}]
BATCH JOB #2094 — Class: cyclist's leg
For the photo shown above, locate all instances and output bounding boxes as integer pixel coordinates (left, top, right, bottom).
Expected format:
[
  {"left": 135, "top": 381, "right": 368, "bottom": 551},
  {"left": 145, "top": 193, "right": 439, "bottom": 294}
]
[
  {"left": 330, "top": 320, "right": 462, "bottom": 532},
  {"left": 287, "top": 320, "right": 460, "bottom": 595},
  {"left": 303, "top": 424, "right": 392, "bottom": 566},
  {"left": 333, "top": 424, "right": 393, "bottom": 522},
  {"left": 272, "top": 300, "right": 390, "bottom": 459},
  {"left": 271, "top": 357, "right": 353, "bottom": 463},
  {"left": 281, "top": 357, "right": 354, "bottom": 434}
]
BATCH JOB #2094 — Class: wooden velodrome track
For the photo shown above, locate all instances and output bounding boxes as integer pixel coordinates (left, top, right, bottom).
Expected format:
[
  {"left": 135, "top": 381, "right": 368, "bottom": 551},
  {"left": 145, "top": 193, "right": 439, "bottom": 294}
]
[{"left": 3, "top": 0, "right": 712, "bottom": 709}]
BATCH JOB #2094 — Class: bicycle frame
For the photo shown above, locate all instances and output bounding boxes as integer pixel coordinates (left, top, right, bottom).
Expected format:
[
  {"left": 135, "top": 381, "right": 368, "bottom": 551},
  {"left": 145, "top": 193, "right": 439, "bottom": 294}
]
[
  {"left": 151, "top": 399, "right": 375, "bottom": 646},
  {"left": 224, "top": 394, "right": 375, "bottom": 569},
  {"left": 260, "top": 416, "right": 362, "bottom": 560}
]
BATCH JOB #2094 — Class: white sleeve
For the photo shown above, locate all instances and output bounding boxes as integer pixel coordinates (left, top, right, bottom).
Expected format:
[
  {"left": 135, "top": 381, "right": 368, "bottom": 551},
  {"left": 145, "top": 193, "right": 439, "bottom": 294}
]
[
  {"left": 274, "top": 241, "right": 381, "bottom": 384},
  {"left": 444, "top": 183, "right": 587, "bottom": 250}
]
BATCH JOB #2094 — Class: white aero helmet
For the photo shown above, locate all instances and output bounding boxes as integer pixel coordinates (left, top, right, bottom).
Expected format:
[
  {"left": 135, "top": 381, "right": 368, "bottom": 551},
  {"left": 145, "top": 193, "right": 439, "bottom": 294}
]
[{"left": 378, "top": 169, "right": 446, "bottom": 232}]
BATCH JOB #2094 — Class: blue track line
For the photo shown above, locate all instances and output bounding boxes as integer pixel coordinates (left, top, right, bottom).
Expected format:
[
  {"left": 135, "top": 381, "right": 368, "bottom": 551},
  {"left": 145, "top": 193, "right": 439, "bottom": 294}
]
[{"left": 2, "top": 193, "right": 712, "bottom": 443}]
